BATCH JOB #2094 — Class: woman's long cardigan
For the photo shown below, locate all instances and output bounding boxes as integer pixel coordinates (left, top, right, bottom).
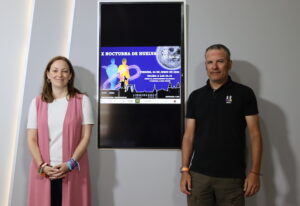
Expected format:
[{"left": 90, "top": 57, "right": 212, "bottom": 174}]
[{"left": 27, "top": 94, "right": 91, "bottom": 206}]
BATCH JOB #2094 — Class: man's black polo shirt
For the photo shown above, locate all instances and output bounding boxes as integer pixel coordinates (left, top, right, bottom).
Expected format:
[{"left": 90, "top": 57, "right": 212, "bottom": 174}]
[{"left": 186, "top": 76, "right": 258, "bottom": 178}]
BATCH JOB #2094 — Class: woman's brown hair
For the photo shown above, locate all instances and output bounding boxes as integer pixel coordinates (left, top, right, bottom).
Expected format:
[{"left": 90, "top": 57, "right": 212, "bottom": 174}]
[{"left": 41, "top": 56, "right": 82, "bottom": 102}]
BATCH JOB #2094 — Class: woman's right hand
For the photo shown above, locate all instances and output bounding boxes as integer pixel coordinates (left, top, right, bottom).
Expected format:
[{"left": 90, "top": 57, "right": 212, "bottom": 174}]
[{"left": 43, "top": 166, "right": 59, "bottom": 179}]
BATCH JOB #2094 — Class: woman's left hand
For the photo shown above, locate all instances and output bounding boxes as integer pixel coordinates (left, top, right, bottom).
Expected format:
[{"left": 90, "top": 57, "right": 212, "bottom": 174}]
[{"left": 49, "top": 162, "right": 69, "bottom": 180}]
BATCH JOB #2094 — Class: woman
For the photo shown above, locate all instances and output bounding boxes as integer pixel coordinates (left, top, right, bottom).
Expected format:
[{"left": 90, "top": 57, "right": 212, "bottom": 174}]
[{"left": 27, "top": 56, "right": 94, "bottom": 206}]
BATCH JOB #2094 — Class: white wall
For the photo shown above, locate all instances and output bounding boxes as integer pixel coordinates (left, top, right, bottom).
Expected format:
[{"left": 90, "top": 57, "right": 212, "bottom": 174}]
[
  {"left": 1, "top": 0, "right": 300, "bottom": 206},
  {"left": 0, "top": 0, "right": 33, "bottom": 205}
]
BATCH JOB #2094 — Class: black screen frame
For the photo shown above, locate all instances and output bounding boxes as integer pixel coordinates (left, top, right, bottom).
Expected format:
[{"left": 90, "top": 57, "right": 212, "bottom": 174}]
[{"left": 98, "top": 1, "right": 185, "bottom": 149}]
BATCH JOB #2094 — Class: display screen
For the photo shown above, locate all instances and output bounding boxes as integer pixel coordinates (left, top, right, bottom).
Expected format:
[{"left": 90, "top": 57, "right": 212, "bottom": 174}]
[{"left": 98, "top": 2, "right": 184, "bottom": 148}]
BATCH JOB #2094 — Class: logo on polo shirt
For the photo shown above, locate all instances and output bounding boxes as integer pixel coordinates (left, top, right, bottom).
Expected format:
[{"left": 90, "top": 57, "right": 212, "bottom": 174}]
[{"left": 225, "top": 95, "right": 232, "bottom": 104}]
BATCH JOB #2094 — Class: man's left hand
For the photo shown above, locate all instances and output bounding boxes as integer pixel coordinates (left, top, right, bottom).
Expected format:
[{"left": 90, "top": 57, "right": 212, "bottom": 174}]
[{"left": 244, "top": 172, "right": 261, "bottom": 197}]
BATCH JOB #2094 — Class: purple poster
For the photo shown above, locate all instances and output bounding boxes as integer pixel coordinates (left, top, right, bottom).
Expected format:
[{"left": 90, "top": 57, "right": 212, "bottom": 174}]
[{"left": 100, "top": 46, "right": 181, "bottom": 104}]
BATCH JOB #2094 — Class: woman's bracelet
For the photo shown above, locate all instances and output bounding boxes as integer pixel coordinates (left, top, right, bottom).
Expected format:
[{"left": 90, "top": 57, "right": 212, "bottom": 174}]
[
  {"left": 38, "top": 162, "right": 49, "bottom": 176},
  {"left": 67, "top": 158, "right": 80, "bottom": 171}
]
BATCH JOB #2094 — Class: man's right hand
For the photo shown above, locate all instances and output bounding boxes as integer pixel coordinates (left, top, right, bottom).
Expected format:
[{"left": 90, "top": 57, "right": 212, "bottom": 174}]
[{"left": 180, "top": 172, "right": 192, "bottom": 195}]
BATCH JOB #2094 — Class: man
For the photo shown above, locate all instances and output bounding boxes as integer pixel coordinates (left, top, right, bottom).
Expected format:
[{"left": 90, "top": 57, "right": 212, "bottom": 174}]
[
  {"left": 118, "top": 58, "right": 130, "bottom": 86},
  {"left": 106, "top": 58, "right": 119, "bottom": 90},
  {"left": 180, "top": 44, "right": 263, "bottom": 206}
]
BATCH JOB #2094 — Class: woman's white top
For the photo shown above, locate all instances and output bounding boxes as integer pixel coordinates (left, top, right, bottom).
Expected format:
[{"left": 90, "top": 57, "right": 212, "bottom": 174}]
[{"left": 27, "top": 95, "right": 94, "bottom": 166}]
